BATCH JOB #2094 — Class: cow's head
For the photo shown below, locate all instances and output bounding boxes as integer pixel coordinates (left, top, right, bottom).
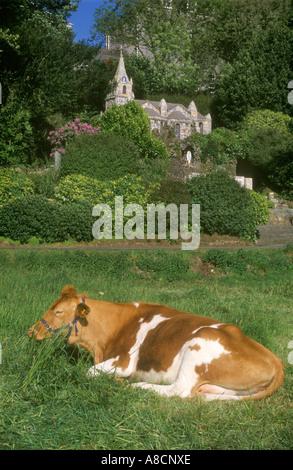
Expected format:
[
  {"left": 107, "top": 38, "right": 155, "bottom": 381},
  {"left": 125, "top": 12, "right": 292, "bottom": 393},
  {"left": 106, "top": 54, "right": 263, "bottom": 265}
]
[{"left": 28, "top": 285, "right": 90, "bottom": 344}]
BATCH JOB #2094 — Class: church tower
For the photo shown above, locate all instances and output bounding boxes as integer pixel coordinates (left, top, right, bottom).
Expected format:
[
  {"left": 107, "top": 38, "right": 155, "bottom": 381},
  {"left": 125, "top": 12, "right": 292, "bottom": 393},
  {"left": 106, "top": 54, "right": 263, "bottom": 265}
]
[{"left": 105, "top": 47, "right": 135, "bottom": 110}]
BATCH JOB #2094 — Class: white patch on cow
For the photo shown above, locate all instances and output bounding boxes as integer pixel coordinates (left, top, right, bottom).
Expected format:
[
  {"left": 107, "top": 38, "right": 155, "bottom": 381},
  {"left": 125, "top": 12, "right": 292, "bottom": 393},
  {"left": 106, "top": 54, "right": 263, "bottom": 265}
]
[
  {"left": 87, "top": 356, "right": 120, "bottom": 376},
  {"left": 135, "top": 323, "right": 226, "bottom": 385},
  {"left": 133, "top": 302, "right": 139, "bottom": 308},
  {"left": 88, "top": 314, "right": 167, "bottom": 378},
  {"left": 133, "top": 329, "right": 230, "bottom": 398}
]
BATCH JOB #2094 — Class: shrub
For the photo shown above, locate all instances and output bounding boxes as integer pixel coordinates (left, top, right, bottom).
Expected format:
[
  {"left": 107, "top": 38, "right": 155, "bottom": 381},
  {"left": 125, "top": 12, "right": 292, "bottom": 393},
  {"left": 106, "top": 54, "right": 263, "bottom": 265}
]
[
  {"left": 0, "top": 195, "right": 93, "bottom": 244},
  {"left": 243, "top": 128, "right": 293, "bottom": 196},
  {"left": 268, "top": 137, "right": 293, "bottom": 200},
  {"left": 55, "top": 202, "right": 94, "bottom": 243},
  {"left": 60, "top": 132, "right": 140, "bottom": 181},
  {"left": 245, "top": 128, "right": 288, "bottom": 170},
  {"left": 47, "top": 118, "right": 101, "bottom": 156},
  {"left": 186, "top": 171, "right": 269, "bottom": 239},
  {"left": 27, "top": 170, "right": 60, "bottom": 199},
  {"left": 248, "top": 190, "right": 270, "bottom": 227},
  {"left": 55, "top": 174, "right": 159, "bottom": 207},
  {"left": 189, "top": 128, "right": 250, "bottom": 165},
  {"left": 55, "top": 175, "right": 112, "bottom": 206},
  {"left": 0, "top": 169, "right": 34, "bottom": 206},
  {"left": 240, "top": 109, "right": 292, "bottom": 135},
  {"left": 96, "top": 101, "right": 169, "bottom": 160},
  {"left": 0, "top": 100, "right": 34, "bottom": 166},
  {"left": 152, "top": 179, "right": 191, "bottom": 206}
]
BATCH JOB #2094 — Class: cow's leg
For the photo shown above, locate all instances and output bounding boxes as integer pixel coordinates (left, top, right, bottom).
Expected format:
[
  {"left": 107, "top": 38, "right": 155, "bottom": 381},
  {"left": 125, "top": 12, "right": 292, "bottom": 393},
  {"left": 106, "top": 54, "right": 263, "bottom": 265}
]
[
  {"left": 132, "top": 328, "right": 232, "bottom": 398},
  {"left": 132, "top": 343, "right": 206, "bottom": 398},
  {"left": 131, "top": 382, "right": 175, "bottom": 396},
  {"left": 87, "top": 357, "right": 131, "bottom": 377},
  {"left": 87, "top": 354, "right": 136, "bottom": 378}
]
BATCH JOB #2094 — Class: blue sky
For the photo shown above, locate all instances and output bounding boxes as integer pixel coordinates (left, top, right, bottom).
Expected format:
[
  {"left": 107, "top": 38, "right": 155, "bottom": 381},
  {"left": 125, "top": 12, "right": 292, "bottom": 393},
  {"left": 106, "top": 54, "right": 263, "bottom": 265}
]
[{"left": 69, "top": 0, "right": 106, "bottom": 42}]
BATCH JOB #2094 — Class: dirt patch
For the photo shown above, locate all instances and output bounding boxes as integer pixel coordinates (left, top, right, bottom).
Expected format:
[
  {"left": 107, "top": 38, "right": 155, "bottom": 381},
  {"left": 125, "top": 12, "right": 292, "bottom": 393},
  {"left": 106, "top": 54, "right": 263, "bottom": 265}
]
[
  {"left": 199, "top": 233, "right": 253, "bottom": 248},
  {"left": 190, "top": 257, "right": 223, "bottom": 278}
]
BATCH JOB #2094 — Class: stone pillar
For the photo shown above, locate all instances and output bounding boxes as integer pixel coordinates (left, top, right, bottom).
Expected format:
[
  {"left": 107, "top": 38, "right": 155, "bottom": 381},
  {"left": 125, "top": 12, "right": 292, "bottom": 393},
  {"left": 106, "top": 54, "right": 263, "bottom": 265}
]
[
  {"left": 188, "top": 101, "right": 197, "bottom": 120},
  {"left": 54, "top": 151, "right": 61, "bottom": 170},
  {"left": 245, "top": 178, "right": 253, "bottom": 190}
]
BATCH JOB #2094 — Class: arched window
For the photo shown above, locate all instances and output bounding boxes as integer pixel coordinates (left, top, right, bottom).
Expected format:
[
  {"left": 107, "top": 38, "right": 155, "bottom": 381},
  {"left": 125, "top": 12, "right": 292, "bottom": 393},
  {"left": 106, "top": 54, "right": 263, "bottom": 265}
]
[
  {"left": 122, "top": 85, "right": 127, "bottom": 95},
  {"left": 175, "top": 123, "right": 180, "bottom": 136},
  {"left": 199, "top": 122, "right": 203, "bottom": 133}
]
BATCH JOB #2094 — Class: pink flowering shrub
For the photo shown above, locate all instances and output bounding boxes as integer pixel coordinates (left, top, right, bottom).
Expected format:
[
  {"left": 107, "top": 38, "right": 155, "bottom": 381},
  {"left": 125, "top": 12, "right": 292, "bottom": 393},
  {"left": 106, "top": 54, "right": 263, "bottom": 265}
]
[{"left": 47, "top": 118, "right": 100, "bottom": 156}]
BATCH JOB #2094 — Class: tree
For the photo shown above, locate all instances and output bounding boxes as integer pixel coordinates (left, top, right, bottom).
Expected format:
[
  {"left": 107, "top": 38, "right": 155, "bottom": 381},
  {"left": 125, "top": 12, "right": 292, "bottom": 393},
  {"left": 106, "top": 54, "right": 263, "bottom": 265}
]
[
  {"left": 0, "top": 0, "right": 111, "bottom": 163},
  {"left": 212, "top": 23, "right": 293, "bottom": 127},
  {"left": 199, "top": 0, "right": 291, "bottom": 64},
  {"left": 237, "top": 110, "right": 293, "bottom": 193},
  {"left": 92, "top": 0, "right": 292, "bottom": 97},
  {"left": 97, "top": 101, "right": 169, "bottom": 159},
  {"left": 0, "top": 95, "right": 34, "bottom": 166},
  {"left": 92, "top": 0, "right": 200, "bottom": 94}
]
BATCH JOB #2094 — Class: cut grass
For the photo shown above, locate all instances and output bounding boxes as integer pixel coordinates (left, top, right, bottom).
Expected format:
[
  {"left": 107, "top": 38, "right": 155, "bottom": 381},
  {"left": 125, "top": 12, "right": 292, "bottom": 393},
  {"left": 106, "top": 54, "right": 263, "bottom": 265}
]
[{"left": 0, "top": 248, "right": 292, "bottom": 450}]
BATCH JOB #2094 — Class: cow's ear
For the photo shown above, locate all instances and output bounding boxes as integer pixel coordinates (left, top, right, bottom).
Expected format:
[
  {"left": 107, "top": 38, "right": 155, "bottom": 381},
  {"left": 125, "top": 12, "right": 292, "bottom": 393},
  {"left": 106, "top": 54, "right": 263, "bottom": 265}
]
[{"left": 76, "top": 302, "right": 90, "bottom": 318}]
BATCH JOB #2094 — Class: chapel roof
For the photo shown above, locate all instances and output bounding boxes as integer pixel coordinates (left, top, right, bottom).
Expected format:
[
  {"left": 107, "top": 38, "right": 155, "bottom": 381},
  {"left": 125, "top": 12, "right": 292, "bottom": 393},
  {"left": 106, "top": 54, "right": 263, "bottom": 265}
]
[{"left": 135, "top": 99, "right": 206, "bottom": 120}]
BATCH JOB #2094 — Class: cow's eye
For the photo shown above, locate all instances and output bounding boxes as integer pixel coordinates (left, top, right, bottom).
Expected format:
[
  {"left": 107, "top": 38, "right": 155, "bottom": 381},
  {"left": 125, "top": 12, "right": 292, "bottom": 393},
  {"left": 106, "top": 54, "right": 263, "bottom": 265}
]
[{"left": 55, "top": 310, "right": 63, "bottom": 316}]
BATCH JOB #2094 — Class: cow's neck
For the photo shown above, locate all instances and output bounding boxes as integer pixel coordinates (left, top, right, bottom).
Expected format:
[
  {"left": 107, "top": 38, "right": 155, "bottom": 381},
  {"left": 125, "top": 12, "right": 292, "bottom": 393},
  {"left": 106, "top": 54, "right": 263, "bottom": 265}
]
[{"left": 77, "top": 299, "right": 138, "bottom": 363}]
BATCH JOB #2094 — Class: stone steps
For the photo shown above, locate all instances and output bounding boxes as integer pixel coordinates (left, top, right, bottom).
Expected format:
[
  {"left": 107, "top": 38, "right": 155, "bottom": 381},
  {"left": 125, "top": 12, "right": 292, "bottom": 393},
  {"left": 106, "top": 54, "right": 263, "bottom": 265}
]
[{"left": 256, "top": 225, "right": 293, "bottom": 246}]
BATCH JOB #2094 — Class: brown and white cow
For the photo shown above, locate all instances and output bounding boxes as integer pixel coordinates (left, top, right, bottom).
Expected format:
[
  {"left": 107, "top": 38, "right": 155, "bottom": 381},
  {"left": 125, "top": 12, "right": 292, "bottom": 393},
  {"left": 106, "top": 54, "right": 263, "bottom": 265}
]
[{"left": 28, "top": 285, "right": 284, "bottom": 401}]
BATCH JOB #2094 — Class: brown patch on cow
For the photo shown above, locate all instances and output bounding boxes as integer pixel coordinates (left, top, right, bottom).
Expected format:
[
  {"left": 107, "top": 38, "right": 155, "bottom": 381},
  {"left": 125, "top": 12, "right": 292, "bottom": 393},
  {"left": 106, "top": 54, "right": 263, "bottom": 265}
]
[
  {"left": 195, "top": 363, "right": 208, "bottom": 376},
  {"left": 104, "top": 316, "right": 142, "bottom": 367},
  {"left": 112, "top": 355, "right": 131, "bottom": 372},
  {"left": 137, "top": 313, "right": 220, "bottom": 373},
  {"left": 190, "top": 344, "right": 201, "bottom": 352}
]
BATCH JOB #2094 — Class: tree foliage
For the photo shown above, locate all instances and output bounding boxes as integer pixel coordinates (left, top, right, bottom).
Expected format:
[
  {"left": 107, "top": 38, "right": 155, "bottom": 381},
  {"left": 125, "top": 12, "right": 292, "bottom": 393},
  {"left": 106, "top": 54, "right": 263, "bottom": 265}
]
[
  {"left": 97, "top": 101, "right": 169, "bottom": 159},
  {"left": 92, "top": 0, "right": 200, "bottom": 94},
  {"left": 212, "top": 16, "right": 293, "bottom": 127},
  {"left": 0, "top": 0, "right": 111, "bottom": 164}
]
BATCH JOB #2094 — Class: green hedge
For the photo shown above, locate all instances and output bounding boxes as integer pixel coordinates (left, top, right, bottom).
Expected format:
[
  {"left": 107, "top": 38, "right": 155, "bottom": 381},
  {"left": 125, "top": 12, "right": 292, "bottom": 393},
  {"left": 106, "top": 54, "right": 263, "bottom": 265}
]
[
  {"left": 60, "top": 132, "right": 140, "bottom": 181},
  {"left": 0, "top": 195, "right": 93, "bottom": 244},
  {"left": 0, "top": 169, "right": 34, "bottom": 206},
  {"left": 55, "top": 174, "right": 159, "bottom": 207},
  {"left": 186, "top": 171, "right": 269, "bottom": 239}
]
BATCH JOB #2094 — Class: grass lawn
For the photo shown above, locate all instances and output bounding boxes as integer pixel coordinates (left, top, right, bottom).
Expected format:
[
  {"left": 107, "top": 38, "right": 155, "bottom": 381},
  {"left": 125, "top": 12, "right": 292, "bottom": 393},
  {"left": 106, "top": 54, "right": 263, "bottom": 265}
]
[{"left": 0, "top": 247, "right": 292, "bottom": 450}]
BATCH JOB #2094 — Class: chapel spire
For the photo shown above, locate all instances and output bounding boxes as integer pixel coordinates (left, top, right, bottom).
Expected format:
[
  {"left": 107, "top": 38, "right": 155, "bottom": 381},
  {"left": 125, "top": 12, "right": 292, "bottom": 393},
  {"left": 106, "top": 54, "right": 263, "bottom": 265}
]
[
  {"left": 105, "top": 46, "right": 134, "bottom": 110},
  {"left": 114, "top": 45, "right": 129, "bottom": 82}
]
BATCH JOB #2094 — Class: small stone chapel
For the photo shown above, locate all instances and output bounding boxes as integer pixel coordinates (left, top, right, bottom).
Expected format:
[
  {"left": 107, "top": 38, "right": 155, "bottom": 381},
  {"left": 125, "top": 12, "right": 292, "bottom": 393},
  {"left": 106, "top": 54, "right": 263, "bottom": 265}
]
[{"left": 105, "top": 48, "right": 212, "bottom": 141}]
